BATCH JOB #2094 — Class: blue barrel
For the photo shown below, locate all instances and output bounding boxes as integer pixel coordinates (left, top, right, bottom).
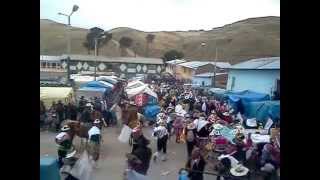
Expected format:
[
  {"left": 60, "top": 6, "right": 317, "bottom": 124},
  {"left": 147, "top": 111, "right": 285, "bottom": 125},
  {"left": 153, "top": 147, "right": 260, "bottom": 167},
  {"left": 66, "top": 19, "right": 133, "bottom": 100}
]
[{"left": 40, "top": 156, "right": 60, "bottom": 180}]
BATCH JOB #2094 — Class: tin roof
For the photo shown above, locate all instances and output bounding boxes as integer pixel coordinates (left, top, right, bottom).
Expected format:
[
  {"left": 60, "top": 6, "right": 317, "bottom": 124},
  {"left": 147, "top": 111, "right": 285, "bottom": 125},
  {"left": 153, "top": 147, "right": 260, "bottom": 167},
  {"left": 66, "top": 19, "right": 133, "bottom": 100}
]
[
  {"left": 178, "top": 61, "right": 231, "bottom": 69},
  {"left": 61, "top": 54, "right": 164, "bottom": 65},
  {"left": 230, "top": 57, "right": 280, "bottom": 70},
  {"left": 166, "top": 59, "right": 186, "bottom": 65},
  {"left": 40, "top": 55, "right": 61, "bottom": 62},
  {"left": 193, "top": 72, "right": 227, "bottom": 77}
]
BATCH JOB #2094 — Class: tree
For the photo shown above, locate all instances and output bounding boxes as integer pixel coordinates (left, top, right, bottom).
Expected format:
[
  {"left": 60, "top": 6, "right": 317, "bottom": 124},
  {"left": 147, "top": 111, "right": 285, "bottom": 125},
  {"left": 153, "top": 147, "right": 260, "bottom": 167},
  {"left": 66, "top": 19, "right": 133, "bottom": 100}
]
[
  {"left": 82, "top": 27, "right": 112, "bottom": 55},
  {"left": 162, "top": 49, "right": 184, "bottom": 62},
  {"left": 119, "top": 36, "right": 133, "bottom": 56},
  {"left": 145, "top": 34, "right": 155, "bottom": 57}
]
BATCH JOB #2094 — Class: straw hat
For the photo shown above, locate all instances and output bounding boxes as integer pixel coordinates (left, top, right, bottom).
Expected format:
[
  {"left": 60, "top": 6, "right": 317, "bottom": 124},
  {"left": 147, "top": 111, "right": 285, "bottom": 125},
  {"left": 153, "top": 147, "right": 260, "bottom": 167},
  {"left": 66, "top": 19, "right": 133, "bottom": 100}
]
[
  {"left": 61, "top": 125, "right": 71, "bottom": 132},
  {"left": 230, "top": 164, "right": 249, "bottom": 177}
]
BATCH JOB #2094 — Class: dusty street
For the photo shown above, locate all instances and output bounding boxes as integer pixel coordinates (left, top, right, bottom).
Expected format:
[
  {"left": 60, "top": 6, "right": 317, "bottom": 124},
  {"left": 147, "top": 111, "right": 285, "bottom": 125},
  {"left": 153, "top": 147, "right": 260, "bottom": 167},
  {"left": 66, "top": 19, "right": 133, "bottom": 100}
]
[{"left": 40, "top": 126, "right": 218, "bottom": 180}]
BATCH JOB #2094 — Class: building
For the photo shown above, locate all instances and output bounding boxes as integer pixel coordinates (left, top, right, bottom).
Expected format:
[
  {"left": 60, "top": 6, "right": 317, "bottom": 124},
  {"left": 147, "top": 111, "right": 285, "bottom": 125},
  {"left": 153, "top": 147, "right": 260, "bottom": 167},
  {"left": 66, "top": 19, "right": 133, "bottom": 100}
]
[
  {"left": 175, "top": 61, "right": 231, "bottom": 82},
  {"left": 40, "top": 55, "right": 67, "bottom": 81},
  {"left": 45, "top": 54, "right": 165, "bottom": 79},
  {"left": 226, "top": 57, "right": 280, "bottom": 96},
  {"left": 165, "top": 59, "right": 186, "bottom": 76},
  {"left": 192, "top": 72, "right": 228, "bottom": 88}
]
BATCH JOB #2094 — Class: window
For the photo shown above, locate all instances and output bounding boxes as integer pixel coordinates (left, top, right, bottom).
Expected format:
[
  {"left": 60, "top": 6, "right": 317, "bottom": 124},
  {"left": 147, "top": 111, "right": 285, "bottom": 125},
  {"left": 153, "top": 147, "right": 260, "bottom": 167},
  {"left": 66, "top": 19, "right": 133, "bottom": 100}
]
[
  {"left": 51, "top": 63, "right": 56, "bottom": 68},
  {"left": 41, "top": 62, "right": 46, "bottom": 68},
  {"left": 231, "top": 76, "right": 236, "bottom": 90},
  {"left": 202, "top": 81, "right": 205, "bottom": 86}
]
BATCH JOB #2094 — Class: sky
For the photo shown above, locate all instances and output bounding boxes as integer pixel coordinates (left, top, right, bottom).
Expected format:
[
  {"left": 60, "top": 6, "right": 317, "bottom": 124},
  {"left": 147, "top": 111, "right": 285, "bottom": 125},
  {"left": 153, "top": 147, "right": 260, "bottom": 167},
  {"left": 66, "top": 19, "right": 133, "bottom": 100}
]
[{"left": 40, "top": 0, "right": 280, "bottom": 32}]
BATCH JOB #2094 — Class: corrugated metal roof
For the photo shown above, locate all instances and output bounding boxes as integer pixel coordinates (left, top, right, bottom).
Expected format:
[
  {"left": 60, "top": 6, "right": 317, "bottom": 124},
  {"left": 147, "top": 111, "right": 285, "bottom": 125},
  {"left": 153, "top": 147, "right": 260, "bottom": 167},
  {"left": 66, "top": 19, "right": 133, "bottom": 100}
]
[
  {"left": 166, "top": 59, "right": 186, "bottom": 65},
  {"left": 193, "top": 72, "right": 227, "bottom": 77},
  {"left": 40, "top": 55, "right": 61, "bottom": 61},
  {"left": 230, "top": 57, "right": 280, "bottom": 70},
  {"left": 61, "top": 54, "right": 164, "bottom": 65},
  {"left": 178, "top": 61, "right": 231, "bottom": 69}
]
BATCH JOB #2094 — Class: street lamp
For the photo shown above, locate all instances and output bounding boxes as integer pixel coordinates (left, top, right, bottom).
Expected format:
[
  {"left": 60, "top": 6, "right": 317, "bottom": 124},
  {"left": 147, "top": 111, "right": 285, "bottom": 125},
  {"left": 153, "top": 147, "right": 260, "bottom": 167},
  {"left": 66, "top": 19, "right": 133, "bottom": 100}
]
[
  {"left": 94, "top": 34, "right": 106, "bottom": 80},
  {"left": 58, "top": 5, "right": 79, "bottom": 84},
  {"left": 201, "top": 42, "right": 218, "bottom": 88}
]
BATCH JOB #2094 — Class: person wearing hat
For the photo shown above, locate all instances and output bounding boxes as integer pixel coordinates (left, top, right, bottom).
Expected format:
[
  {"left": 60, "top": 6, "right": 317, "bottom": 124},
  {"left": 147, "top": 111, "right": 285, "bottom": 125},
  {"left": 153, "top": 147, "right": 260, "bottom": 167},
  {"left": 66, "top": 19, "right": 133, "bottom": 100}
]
[
  {"left": 229, "top": 164, "right": 249, "bottom": 178},
  {"left": 232, "top": 132, "right": 247, "bottom": 163},
  {"left": 55, "top": 100, "right": 65, "bottom": 132},
  {"left": 183, "top": 119, "right": 197, "bottom": 158},
  {"left": 129, "top": 126, "right": 152, "bottom": 175},
  {"left": 88, "top": 119, "right": 102, "bottom": 165},
  {"left": 185, "top": 147, "right": 206, "bottom": 180},
  {"left": 78, "top": 96, "right": 87, "bottom": 113},
  {"left": 222, "top": 112, "right": 233, "bottom": 124},
  {"left": 79, "top": 103, "right": 93, "bottom": 127},
  {"left": 55, "top": 125, "right": 74, "bottom": 168},
  {"left": 152, "top": 120, "right": 169, "bottom": 162}
]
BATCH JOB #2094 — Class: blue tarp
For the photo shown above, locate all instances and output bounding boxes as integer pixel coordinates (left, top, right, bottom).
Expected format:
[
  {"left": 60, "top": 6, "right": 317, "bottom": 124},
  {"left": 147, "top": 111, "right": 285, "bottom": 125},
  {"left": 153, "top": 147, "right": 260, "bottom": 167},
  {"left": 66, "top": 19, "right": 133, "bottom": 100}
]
[
  {"left": 225, "top": 90, "right": 270, "bottom": 113},
  {"left": 80, "top": 81, "right": 113, "bottom": 89},
  {"left": 78, "top": 86, "right": 108, "bottom": 93},
  {"left": 146, "top": 95, "right": 158, "bottom": 105},
  {"left": 40, "top": 156, "right": 60, "bottom": 180},
  {"left": 242, "top": 100, "right": 280, "bottom": 125},
  {"left": 226, "top": 90, "right": 270, "bottom": 103},
  {"left": 143, "top": 105, "right": 161, "bottom": 121}
]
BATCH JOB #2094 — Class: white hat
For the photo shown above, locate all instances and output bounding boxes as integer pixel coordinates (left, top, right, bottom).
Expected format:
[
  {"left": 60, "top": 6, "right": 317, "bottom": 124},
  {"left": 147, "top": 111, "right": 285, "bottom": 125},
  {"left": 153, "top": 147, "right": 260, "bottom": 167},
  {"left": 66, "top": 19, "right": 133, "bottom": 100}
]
[
  {"left": 197, "top": 119, "right": 209, "bottom": 132},
  {"left": 61, "top": 125, "right": 71, "bottom": 132},
  {"left": 223, "top": 112, "right": 230, "bottom": 116},
  {"left": 86, "top": 103, "right": 92, "bottom": 107},
  {"left": 230, "top": 164, "right": 249, "bottom": 177},
  {"left": 94, "top": 119, "right": 101, "bottom": 124},
  {"left": 261, "top": 163, "right": 275, "bottom": 172}
]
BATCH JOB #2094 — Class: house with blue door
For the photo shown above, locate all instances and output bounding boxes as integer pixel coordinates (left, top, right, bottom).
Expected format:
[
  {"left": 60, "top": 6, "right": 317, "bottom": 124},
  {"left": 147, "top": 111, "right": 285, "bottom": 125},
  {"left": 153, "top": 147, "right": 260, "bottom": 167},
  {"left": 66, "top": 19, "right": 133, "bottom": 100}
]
[{"left": 226, "top": 57, "right": 280, "bottom": 97}]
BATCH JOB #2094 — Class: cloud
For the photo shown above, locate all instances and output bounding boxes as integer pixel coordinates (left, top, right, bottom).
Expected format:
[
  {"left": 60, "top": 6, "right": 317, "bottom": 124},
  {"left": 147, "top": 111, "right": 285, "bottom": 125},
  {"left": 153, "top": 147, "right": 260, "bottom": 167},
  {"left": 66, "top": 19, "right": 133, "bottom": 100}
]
[{"left": 40, "top": 0, "right": 280, "bottom": 31}]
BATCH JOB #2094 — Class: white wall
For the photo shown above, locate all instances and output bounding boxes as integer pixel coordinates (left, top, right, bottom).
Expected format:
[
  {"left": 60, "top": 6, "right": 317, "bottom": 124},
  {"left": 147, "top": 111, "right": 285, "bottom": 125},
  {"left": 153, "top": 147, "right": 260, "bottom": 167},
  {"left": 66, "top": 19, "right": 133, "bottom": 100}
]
[
  {"left": 192, "top": 76, "right": 212, "bottom": 86},
  {"left": 226, "top": 69, "right": 280, "bottom": 95}
]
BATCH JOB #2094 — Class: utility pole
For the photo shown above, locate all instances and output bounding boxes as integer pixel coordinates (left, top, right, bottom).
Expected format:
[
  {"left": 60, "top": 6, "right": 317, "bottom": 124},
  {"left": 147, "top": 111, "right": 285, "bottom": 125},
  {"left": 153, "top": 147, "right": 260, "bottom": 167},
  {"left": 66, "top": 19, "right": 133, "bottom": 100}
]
[
  {"left": 213, "top": 47, "right": 218, "bottom": 88},
  {"left": 58, "top": 5, "right": 79, "bottom": 84},
  {"left": 94, "top": 34, "right": 106, "bottom": 81}
]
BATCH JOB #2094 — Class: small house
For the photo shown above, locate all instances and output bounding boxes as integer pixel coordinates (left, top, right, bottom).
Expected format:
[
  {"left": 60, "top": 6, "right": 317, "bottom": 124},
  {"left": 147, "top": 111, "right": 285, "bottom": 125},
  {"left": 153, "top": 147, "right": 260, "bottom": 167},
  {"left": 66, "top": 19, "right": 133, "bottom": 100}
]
[
  {"left": 176, "top": 61, "right": 230, "bottom": 82},
  {"left": 226, "top": 57, "right": 280, "bottom": 97},
  {"left": 192, "top": 72, "right": 228, "bottom": 88}
]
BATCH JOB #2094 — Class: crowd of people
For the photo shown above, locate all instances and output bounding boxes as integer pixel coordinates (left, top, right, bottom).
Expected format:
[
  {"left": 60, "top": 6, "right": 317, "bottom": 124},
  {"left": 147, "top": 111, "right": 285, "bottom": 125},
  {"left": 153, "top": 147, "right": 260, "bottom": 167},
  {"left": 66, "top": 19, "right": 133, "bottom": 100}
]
[
  {"left": 41, "top": 79, "right": 280, "bottom": 180},
  {"left": 124, "top": 81, "right": 280, "bottom": 180}
]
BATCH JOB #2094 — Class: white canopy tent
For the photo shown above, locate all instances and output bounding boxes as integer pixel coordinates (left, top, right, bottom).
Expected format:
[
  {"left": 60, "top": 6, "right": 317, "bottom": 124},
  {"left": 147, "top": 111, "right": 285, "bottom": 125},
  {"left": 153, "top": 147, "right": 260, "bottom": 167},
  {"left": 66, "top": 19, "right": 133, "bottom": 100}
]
[{"left": 125, "top": 81, "right": 158, "bottom": 99}]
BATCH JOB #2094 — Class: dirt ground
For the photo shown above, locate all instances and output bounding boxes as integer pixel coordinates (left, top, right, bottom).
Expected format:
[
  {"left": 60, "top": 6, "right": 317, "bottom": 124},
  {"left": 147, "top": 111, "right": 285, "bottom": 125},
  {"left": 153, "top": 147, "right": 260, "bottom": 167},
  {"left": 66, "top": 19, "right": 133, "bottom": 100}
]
[{"left": 41, "top": 126, "right": 259, "bottom": 180}]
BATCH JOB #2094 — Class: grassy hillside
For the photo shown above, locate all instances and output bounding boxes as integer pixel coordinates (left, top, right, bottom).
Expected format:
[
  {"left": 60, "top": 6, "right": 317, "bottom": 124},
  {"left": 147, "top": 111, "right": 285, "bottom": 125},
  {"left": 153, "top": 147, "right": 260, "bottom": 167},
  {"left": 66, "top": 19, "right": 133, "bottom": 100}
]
[{"left": 40, "top": 16, "right": 280, "bottom": 64}]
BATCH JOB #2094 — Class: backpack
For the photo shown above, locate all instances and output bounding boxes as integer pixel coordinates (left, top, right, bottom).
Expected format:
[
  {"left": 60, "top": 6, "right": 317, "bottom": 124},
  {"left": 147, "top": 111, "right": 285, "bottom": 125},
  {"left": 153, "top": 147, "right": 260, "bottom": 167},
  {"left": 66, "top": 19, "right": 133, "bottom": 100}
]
[{"left": 186, "top": 130, "right": 195, "bottom": 142}]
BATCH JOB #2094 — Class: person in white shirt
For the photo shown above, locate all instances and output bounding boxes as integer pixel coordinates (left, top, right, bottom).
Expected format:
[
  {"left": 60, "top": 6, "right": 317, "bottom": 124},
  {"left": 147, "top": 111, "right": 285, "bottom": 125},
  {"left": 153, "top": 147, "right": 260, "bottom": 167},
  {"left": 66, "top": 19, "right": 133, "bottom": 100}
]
[
  {"left": 88, "top": 119, "right": 102, "bottom": 164},
  {"left": 152, "top": 120, "right": 169, "bottom": 162}
]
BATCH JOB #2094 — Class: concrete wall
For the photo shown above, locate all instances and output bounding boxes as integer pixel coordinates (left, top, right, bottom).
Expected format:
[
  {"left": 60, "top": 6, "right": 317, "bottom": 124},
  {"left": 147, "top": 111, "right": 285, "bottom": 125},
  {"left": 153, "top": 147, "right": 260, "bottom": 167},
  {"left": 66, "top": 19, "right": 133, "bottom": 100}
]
[{"left": 226, "top": 69, "right": 280, "bottom": 95}]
